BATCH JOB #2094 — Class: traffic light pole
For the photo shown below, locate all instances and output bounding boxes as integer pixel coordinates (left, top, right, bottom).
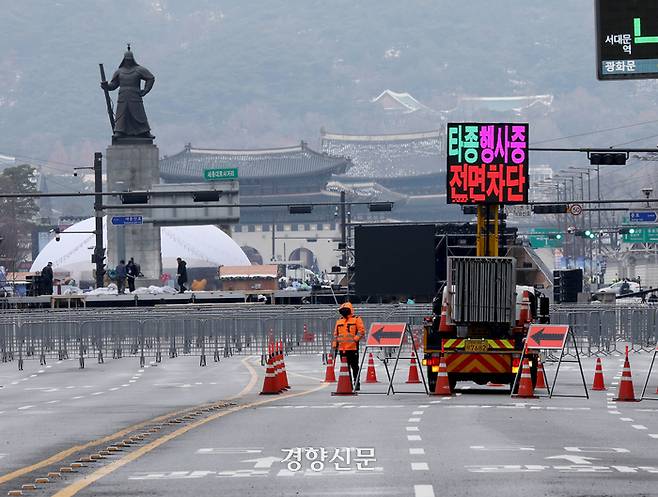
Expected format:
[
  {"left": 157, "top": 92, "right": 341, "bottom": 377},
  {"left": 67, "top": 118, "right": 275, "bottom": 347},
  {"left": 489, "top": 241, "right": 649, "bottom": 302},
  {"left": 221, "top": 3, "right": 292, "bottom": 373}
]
[{"left": 93, "top": 153, "right": 105, "bottom": 289}]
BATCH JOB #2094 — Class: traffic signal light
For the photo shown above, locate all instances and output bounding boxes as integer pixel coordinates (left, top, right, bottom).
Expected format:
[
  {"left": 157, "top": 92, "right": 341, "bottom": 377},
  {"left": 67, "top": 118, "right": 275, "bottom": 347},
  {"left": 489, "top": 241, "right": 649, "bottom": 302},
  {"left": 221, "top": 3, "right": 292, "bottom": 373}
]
[
  {"left": 547, "top": 233, "right": 563, "bottom": 240},
  {"left": 589, "top": 152, "right": 627, "bottom": 165},
  {"left": 619, "top": 227, "right": 637, "bottom": 235},
  {"left": 533, "top": 204, "right": 569, "bottom": 214}
]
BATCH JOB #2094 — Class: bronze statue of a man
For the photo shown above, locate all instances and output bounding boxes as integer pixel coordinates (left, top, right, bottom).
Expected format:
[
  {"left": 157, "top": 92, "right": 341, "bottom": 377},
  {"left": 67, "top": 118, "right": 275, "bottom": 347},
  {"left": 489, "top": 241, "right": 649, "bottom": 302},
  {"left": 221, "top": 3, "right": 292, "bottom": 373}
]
[{"left": 101, "top": 48, "right": 155, "bottom": 141}]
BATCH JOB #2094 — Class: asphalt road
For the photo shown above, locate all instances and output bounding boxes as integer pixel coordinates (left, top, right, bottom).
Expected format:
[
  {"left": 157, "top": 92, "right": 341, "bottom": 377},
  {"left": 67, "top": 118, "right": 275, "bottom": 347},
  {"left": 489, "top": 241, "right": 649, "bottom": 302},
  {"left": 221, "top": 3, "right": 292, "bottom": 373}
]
[{"left": 1, "top": 349, "right": 658, "bottom": 497}]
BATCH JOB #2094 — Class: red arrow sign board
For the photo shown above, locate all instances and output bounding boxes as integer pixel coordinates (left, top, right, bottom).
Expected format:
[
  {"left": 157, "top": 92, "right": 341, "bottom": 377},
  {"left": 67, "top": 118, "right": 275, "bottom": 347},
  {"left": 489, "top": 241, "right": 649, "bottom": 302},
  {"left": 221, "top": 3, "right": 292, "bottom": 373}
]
[
  {"left": 526, "top": 324, "right": 570, "bottom": 350},
  {"left": 366, "top": 322, "right": 406, "bottom": 347}
]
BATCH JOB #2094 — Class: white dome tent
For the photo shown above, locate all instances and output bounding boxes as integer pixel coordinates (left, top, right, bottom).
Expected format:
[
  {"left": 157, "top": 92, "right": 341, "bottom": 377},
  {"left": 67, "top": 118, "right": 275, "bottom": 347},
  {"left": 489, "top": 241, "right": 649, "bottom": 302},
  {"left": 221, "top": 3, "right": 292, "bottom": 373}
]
[{"left": 30, "top": 217, "right": 250, "bottom": 287}]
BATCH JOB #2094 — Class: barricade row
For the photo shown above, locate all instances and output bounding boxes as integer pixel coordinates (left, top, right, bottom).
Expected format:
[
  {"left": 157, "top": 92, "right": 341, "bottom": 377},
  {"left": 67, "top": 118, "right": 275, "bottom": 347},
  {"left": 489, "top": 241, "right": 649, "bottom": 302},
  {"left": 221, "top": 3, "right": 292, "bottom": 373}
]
[
  {"left": 2, "top": 304, "right": 655, "bottom": 370},
  {"left": 0, "top": 305, "right": 430, "bottom": 369}
]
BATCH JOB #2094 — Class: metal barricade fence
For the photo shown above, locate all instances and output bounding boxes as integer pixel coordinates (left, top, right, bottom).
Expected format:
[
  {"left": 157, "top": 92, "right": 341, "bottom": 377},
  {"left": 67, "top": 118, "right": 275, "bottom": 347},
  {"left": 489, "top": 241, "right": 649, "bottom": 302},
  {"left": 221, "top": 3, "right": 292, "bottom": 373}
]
[
  {"left": 0, "top": 304, "right": 432, "bottom": 369},
  {"left": 4, "top": 303, "right": 654, "bottom": 369}
]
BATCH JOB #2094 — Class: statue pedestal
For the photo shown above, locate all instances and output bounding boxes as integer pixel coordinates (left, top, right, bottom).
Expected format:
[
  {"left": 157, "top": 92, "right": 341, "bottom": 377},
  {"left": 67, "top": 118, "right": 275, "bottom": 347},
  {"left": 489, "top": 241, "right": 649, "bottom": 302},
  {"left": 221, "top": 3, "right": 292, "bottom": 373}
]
[{"left": 106, "top": 143, "right": 162, "bottom": 280}]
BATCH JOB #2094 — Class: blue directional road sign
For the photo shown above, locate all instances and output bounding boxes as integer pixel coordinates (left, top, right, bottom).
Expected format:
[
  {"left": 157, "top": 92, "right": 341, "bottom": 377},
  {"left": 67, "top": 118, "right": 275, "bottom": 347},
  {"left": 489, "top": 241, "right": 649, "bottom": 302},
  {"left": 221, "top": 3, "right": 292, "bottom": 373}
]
[
  {"left": 629, "top": 211, "right": 657, "bottom": 223},
  {"left": 111, "top": 215, "right": 143, "bottom": 226}
]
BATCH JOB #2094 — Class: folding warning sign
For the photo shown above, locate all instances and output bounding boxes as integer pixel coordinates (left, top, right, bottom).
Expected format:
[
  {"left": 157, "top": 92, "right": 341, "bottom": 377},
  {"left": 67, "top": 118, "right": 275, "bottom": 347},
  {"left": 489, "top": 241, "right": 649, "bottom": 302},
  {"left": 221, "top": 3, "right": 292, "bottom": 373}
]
[
  {"left": 525, "top": 325, "right": 570, "bottom": 350},
  {"left": 512, "top": 324, "right": 588, "bottom": 400},
  {"left": 366, "top": 322, "right": 406, "bottom": 348},
  {"left": 357, "top": 322, "right": 428, "bottom": 395},
  {"left": 640, "top": 344, "right": 658, "bottom": 401}
]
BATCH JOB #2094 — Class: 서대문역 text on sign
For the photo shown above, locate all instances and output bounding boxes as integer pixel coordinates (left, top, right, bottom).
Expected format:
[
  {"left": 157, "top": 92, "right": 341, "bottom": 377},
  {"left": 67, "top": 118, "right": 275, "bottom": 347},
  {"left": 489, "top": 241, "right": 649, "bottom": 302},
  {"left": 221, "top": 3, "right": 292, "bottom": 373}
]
[
  {"left": 596, "top": 0, "right": 658, "bottom": 80},
  {"left": 446, "top": 123, "right": 528, "bottom": 204}
]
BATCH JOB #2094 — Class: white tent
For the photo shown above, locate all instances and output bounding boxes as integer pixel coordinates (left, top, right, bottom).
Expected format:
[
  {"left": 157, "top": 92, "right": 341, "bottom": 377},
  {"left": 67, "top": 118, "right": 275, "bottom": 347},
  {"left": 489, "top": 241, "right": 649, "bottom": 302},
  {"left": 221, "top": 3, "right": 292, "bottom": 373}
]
[{"left": 30, "top": 217, "right": 249, "bottom": 283}]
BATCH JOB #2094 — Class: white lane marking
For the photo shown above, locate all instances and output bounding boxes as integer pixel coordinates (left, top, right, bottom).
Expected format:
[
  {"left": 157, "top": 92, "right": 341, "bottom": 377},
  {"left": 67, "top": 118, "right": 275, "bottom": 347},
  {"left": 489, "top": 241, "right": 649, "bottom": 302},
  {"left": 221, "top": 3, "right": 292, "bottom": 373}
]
[
  {"left": 18, "top": 405, "right": 34, "bottom": 410},
  {"left": 414, "top": 485, "right": 435, "bottom": 497},
  {"left": 409, "top": 448, "right": 425, "bottom": 455},
  {"left": 412, "top": 411, "right": 424, "bottom": 415},
  {"left": 406, "top": 426, "right": 420, "bottom": 432},
  {"left": 46, "top": 365, "right": 52, "bottom": 368},
  {"left": 46, "top": 400, "right": 59, "bottom": 404},
  {"left": 57, "top": 361, "right": 62, "bottom": 364},
  {"left": 609, "top": 411, "right": 621, "bottom": 414},
  {"left": 109, "top": 387, "right": 120, "bottom": 391},
  {"left": 121, "top": 384, "right": 130, "bottom": 387},
  {"left": 411, "top": 462, "right": 429, "bottom": 471},
  {"left": 429, "top": 400, "right": 442, "bottom": 404},
  {"left": 197, "top": 448, "right": 263, "bottom": 454},
  {"left": 72, "top": 396, "right": 84, "bottom": 399},
  {"left": 66, "top": 386, "right": 75, "bottom": 389},
  {"left": 195, "top": 382, "right": 203, "bottom": 385},
  {"left": 471, "top": 445, "right": 535, "bottom": 451},
  {"left": 417, "top": 405, "right": 429, "bottom": 408},
  {"left": 210, "top": 382, "right": 217, "bottom": 385},
  {"left": 649, "top": 434, "right": 658, "bottom": 439},
  {"left": 29, "top": 374, "right": 37, "bottom": 378},
  {"left": 91, "top": 392, "right": 104, "bottom": 396},
  {"left": 408, "top": 418, "right": 421, "bottom": 422},
  {"left": 38, "top": 370, "right": 45, "bottom": 373},
  {"left": 138, "top": 369, "right": 145, "bottom": 373},
  {"left": 620, "top": 418, "right": 634, "bottom": 422},
  {"left": 129, "top": 380, "right": 136, "bottom": 383},
  {"left": 632, "top": 425, "right": 648, "bottom": 430},
  {"left": 636, "top": 408, "right": 658, "bottom": 412},
  {"left": 10, "top": 381, "right": 18, "bottom": 385},
  {"left": 408, "top": 435, "right": 422, "bottom": 441}
]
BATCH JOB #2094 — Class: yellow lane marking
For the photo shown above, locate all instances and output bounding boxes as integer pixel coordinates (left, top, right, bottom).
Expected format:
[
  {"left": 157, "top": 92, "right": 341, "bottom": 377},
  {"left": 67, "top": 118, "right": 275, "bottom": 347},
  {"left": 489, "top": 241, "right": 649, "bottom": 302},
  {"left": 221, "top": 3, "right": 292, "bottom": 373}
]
[
  {"left": 228, "top": 357, "right": 259, "bottom": 399},
  {"left": 52, "top": 382, "right": 328, "bottom": 497},
  {"left": 0, "top": 356, "right": 257, "bottom": 485}
]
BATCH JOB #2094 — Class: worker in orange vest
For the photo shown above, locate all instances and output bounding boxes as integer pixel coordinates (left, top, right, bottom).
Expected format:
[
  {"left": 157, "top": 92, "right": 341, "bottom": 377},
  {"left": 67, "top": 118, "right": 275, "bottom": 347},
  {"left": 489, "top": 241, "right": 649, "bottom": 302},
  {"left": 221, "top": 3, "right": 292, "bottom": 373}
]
[{"left": 332, "top": 302, "right": 365, "bottom": 390}]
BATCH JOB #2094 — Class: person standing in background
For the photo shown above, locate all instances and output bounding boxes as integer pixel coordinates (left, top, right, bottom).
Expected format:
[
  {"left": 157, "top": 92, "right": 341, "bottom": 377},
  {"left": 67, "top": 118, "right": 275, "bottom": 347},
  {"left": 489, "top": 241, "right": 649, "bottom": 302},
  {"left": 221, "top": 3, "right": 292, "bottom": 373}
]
[
  {"left": 126, "top": 257, "right": 138, "bottom": 293},
  {"left": 176, "top": 257, "right": 188, "bottom": 294},
  {"left": 115, "top": 260, "right": 127, "bottom": 295}
]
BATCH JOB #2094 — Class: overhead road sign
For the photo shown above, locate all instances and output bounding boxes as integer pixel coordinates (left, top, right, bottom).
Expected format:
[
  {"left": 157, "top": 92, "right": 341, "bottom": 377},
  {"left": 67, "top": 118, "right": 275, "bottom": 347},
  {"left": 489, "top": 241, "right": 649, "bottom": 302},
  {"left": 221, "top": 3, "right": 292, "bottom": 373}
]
[
  {"left": 204, "top": 168, "right": 238, "bottom": 181},
  {"left": 630, "top": 210, "right": 657, "bottom": 223},
  {"left": 596, "top": 0, "right": 658, "bottom": 80},
  {"left": 366, "top": 322, "right": 406, "bottom": 347},
  {"left": 111, "top": 215, "right": 143, "bottom": 226},
  {"left": 526, "top": 325, "right": 570, "bottom": 350}
]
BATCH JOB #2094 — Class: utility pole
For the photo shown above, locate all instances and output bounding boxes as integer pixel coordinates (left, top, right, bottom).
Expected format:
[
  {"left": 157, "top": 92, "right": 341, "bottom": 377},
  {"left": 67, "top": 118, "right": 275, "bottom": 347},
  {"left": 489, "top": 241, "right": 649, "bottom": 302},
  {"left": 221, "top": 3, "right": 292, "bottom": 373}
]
[
  {"left": 93, "top": 153, "right": 105, "bottom": 288},
  {"left": 340, "top": 190, "right": 346, "bottom": 266}
]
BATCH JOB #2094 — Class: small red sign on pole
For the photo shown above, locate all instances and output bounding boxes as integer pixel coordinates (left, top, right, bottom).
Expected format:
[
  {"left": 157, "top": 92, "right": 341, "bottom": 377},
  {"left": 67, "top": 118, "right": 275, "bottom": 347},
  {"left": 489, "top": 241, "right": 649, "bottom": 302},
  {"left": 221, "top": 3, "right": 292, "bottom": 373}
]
[
  {"left": 366, "top": 323, "right": 406, "bottom": 347},
  {"left": 526, "top": 324, "right": 570, "bottom": 350}
]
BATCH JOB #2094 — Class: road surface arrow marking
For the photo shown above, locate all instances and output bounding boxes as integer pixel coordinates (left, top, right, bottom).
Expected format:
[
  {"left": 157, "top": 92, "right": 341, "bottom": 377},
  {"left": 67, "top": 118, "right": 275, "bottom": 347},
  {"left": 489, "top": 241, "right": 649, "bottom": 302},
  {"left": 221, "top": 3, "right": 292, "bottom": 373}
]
[
  {"left": 545, "top": 455, "right": 599, "bottom": 465},
  {"left": 242, "top": 456, "right": 280, "bottom": 468}
]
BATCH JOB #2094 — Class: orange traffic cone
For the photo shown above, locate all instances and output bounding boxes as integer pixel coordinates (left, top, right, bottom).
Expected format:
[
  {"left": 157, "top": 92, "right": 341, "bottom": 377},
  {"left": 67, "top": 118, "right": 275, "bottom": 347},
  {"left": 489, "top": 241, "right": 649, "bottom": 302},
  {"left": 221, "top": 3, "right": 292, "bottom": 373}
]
[
  {"left": 260, "top": 356, "right": 281, "bottom": 395},
  {"left": 332, "top": 356, "right": 356, "bottom": 396},
  {"left": 431, "top": 354, "right": 451, "bottom": 396},
  {"left": 280, "top": 348, "right": 290, "bottom": 391},
  {"left": 324, "top": 354, "right": 336, "bottom": 382},
  {"left": 406, "top": 352, "right": 421, "bottom": 384},
  {"left": 592, "top": 357, "right": 606, "bottom": 391},
  {"left": 365, "top": 353, "right": 378, "bottom": 383},
  {"left": 518, "top": 291, "right": 531, "bottom": 324},
  {"left": 515, "top": 358, "right": 537, "bottom": 398},
  {"left": 274, "top": 350, "right": 286, "bottom": 392},
  {"left": 536, "top": 358, "right": 548, "bottom": 390},
  {"left": 439, "top": 304, "right": 456, "bottom": 333},
  {"left": 614, "top": 353, "right": 637, "bottom": 401}
]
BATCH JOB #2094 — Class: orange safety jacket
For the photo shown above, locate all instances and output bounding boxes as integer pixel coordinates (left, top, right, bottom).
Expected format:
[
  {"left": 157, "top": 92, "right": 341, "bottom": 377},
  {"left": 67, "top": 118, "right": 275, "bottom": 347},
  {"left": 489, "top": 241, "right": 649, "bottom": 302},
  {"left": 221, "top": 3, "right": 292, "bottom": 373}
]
[{"left": 332, "top": 303, "right": 365, "bottom": 351}]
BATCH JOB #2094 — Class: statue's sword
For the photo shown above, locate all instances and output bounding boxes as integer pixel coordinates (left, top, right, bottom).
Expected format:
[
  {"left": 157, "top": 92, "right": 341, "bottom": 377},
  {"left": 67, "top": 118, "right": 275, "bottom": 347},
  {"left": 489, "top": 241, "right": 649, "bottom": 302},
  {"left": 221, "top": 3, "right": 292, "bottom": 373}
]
[{"left": 99, "top": 63, "right": 116, "bottom": 131}]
